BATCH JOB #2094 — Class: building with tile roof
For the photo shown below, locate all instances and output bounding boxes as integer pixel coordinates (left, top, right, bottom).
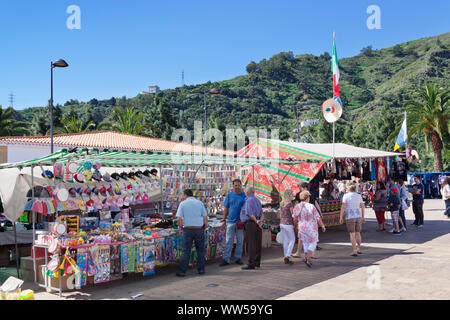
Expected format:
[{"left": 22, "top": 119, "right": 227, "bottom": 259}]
[{"left": 0, "top": 130, "right": 234, "bottom": 164}]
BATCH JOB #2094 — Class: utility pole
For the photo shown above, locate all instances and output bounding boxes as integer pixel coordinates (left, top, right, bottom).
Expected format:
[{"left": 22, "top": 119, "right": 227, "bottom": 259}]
[{"left": 9, "top": 92, "right": 15, "bottom": 109}]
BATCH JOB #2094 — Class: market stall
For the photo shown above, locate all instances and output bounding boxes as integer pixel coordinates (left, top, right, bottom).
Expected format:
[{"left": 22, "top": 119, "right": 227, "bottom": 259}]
[
  {"left": 0, "top": 148, "right": 300, "bottom": 296},
  {"left": 238, "top": 139, "right": 405, "bottom": 231}
]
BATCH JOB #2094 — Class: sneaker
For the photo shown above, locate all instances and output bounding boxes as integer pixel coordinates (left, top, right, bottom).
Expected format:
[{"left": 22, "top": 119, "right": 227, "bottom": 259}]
[
  {"left": 388, "top": 229, "right": 395, "bottom": 233},
  {"left": 411, "top": 222, "right": 418, "bottom": 226},
  {"left": 176, "top": 272, "right": 186, "bottom": 277},
  {"left": 198, "top": 270, "right": 205, "bottom": 275},
  {"left": 219, "top": 260, "right": 230, "bottom": 267},
  {"left": 393, "top": 230, "right": 402, "bottom": 235},
  {"left": 401, "top": 227, "right": 407, "bottom": 232},
  {"left": 418, "top": 224, "right": 423, "bottom": 228},
  {"left": 235, "top": 259, "right": 244, "bottom": 265}
]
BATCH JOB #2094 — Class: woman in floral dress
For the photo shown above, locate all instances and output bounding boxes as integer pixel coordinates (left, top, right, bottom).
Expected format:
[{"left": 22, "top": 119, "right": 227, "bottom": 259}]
[{"left": 292, "top": 191, "right": 326, "bottom": 267}]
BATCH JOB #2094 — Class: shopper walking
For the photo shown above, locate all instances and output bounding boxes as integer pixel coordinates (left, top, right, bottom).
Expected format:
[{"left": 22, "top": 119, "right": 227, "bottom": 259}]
[
  {"left": 279, "top": 189, "right": 296, "bottom": 265},
  {"left": 338, "top": 180, "right": 347, "bottom": 200},
  {"left": 441, "top": 177, "right": 450, "bottom": 218},
  {"left": 293, "top": 191, "right": 326, "bottom": 268},
  {"left": 397, "top": 179, "right": 408, "bottom": 231},
  {"left": 387, "top": 187, "right": 402, "bottom": 235},
  {"left": 176, "top": 189, "right": 208, "bottom": 277},
  {"left": 340, "top": 184, "right": 365, "bottom": 256},
  {"left": 220, "top": 179, "right": 246, "bottom": 266},
  {"left": 372, "top": 181, "right": 388, "bottom": 232},
  {"left": 240, "top": 186, "right": 263, "bottom": 270},
  {"left": 410, "top": 176, "right": 425, "bottom": 227}
]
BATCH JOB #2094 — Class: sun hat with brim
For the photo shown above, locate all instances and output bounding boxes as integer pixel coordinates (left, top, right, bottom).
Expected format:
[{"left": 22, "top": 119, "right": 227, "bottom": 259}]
[
  {"left": 103, "top": 173, "right": 112, "bottom": 182},
  {"left": 92, "top": 170, "right": 102, "bottom": 182},
  {"left": 26, "top": 186, "right": 50, "bottom": 198},
  {"left": 56, "top": 188, "right": 69, "bottom": 202},
  {"left": 41, "top": 170, "right": 54, "bottom": 181},
  {"left": 74, "top": 173, "right": 85, "bottom": 183},
  {"left": 111, "top": 173, "right": 121, "bottom": 181}
]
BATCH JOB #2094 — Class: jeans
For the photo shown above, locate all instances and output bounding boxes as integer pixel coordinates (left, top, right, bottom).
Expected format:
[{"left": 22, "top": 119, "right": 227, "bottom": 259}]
[
  {"left": 223, "top": 222, "right": 244, "bottom": 263},
  {"left": 398, "top": 208, "right": 407, "bottom": 228},
  {"left": 445, "top": 199, "right": 450, "bottom": 216},
  {"left": 178, "top": 228, "right": 206, "bottom": 274},
  {"left": 280, "top": 224, "right": 295, "bottom": 258},
  {"left": 412, "top": 200, "right": 424, "bottom": 225}
]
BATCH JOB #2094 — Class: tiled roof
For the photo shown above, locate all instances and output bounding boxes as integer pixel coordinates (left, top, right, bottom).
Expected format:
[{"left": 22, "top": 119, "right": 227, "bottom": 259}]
[{"left": 0, "top": 131, "right": 235, "bottom": 155}]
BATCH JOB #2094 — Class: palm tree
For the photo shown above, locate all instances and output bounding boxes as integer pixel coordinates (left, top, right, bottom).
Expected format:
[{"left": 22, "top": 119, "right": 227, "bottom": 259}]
[
  {"left": 405, "top": 83, "right": 449, "bottom": 172},
  {"left": 47, "top": 116, "right": 96, "bottom": 134},
  {"left": 0, "top": 106, "right": 29, "bottom": 136},
  {"left": 99, "top": 106, "right": 151, "bottom": 135}
]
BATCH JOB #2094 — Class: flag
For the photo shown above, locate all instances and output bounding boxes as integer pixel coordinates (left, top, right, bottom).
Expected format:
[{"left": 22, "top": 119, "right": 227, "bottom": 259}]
[
  {"left": 394, "top": 116, "right": 407, "bottom": 151},
  {"left": 332, "top": 32, "right": 340, "bottom": 98}
]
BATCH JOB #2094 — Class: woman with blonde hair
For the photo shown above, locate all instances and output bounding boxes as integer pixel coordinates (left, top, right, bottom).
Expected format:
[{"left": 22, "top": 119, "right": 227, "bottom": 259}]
[
  {"left": 292, "top": 191, "right": 326, "bottom": 267},
  {"left": 279, "top": 189, "right": 296, "bottom": 264}
]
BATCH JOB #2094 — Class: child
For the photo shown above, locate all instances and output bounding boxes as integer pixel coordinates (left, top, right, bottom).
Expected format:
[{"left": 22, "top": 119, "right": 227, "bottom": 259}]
[{"left": 387, "top": 187, "right": 402, "bottom": 235}]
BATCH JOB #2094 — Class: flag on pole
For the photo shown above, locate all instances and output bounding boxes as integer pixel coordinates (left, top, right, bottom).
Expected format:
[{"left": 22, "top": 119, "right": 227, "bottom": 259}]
[
  {"left": 394, "top": 115, "right": 407, "bottom": 151},
  {"left": 332, "top": 32, "right": 340, "bottom": 98}
]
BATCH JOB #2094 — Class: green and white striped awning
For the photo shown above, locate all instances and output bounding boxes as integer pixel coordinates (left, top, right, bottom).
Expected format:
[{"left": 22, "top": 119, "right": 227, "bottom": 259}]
[{"left": 0, "top": 148, "right": 321, "bottom": 170}]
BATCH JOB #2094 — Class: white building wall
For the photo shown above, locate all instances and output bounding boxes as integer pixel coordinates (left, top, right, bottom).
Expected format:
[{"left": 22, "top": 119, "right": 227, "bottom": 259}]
[{"left": 0, "top": 144, "right": 64, "bottom": 164}]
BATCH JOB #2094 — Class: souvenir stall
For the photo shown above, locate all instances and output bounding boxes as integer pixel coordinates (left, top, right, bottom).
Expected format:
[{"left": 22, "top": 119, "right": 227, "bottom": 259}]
[
  {"left": 0, "top": 148, "right": 297, "bottom": 296},
  {"left": 407, "top": 172, "right": 450, "bottom": 199},
  {"left": 238, "top": 139, "right": 405, "bottom": 230}
]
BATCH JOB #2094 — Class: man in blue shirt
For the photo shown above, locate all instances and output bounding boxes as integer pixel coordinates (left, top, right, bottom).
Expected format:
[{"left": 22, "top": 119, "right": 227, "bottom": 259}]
[
  {"left": 411, "top": 176, "right": 425, "bottom": 227},
  {"left": 176, "top": 189, "right": 208, "bottom": 277},
  {"left": 219, "top": 179, "right": 246, "bottom": 266},
  {"left": 240, "top": 186, "right": 263, "bottom": 270}
]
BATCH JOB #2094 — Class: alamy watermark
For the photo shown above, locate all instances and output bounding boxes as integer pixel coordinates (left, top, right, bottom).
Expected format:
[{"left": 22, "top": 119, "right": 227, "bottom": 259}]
[
  {"left": 366, "top": 5, "right": 381, "bottom": 30},
  {"left": 366, "top": 266, "right": 381, "bottom": 289},
  {"left": 67, "top": 5, "right": 81, "bottom": 30}
]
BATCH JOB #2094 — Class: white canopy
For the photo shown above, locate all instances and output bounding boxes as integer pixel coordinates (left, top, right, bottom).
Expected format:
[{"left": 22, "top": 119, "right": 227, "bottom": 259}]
[{"left": 279, "top": 140, "right": 403, "bottom": 159}]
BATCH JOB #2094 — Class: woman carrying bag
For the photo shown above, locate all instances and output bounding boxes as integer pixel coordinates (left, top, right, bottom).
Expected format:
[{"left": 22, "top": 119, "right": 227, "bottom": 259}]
[{"left": 372, "top": 181, "right": 388, "bottom": 232}]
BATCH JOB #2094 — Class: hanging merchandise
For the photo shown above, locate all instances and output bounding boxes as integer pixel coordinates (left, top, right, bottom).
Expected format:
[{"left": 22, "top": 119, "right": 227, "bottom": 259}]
[
  {"left": 142, "top": 239, "right": 156, "bottom": 276},
  {"left": 120, "top": 244, "right": 128, "bottom": 274},
  {"left": 127, "top": 242, "right": 136, "bottom": 273},
  {"left": 91, "top": 244, "right": 110, "bottom": 284},
  {"left": 110, "top": 244, "right": 121, "bottom": 279},
  {"left": 76, "top": 248, "right": 88, "bottom": 288}
]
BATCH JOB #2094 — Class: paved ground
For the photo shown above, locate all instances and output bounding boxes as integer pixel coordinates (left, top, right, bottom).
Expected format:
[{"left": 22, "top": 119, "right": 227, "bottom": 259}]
[{"left": 29, "top": 199, "right": 449, "bottom": 300}]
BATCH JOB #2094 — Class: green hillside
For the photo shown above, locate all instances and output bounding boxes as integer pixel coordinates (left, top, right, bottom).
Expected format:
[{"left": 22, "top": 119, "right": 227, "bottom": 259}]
[{"left": 16, "top": 32, "right": 450, "bottom": 171}]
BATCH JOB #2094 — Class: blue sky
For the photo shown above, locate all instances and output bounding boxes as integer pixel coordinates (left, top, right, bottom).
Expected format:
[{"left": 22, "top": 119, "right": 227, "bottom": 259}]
[{"left": 0, "top": 0, "right": 449, "bottom": 110}]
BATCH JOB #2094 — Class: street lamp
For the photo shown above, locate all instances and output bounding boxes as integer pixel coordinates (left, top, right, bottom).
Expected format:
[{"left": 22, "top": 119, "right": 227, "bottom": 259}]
[
  {"left": 204, "top": 88, "right": 220, "bottom": 154},
  {"left": 50, "top": 59, "right": 69, "bottom": 154}
]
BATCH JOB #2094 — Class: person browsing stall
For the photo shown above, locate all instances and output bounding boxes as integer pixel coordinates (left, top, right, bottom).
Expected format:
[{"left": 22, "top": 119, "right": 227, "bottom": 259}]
[
  {"left": 220, "top": 179, "right": 246, "bottom": 266},
  {"left": 410, "top": 176, "right": 425, "bottom": 227},
  {"left": 240, "top": 186, "right": 263, "bottom": 270},
  {"left": 340, "top": 184, "right": 365, "bottom": 256},
  {"left": 175, "top": 189, "right": 208, "bottom": 277}
]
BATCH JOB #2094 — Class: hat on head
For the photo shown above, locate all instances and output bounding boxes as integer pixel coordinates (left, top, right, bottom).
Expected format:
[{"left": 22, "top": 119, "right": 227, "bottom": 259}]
[{"left": 391, "top": 187, "right": 399, "bottom": 194}]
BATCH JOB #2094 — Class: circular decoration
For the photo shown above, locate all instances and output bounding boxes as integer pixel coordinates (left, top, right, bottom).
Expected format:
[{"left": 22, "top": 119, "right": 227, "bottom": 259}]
[
  {"left": 74, "top": 173, "right": 85, "bottom": 183},
  {"left": 322, "top": 98, "right": 343, "bottom": 123},
  {"left": 56, "top": 188, "right": 69, "bottom": 202},
  {"left": 67, "top": 162, "right": 79, "bottom": 174},
  {"left": 53, "top": 223, "right": 67, "bottom": 236},
  {"left": 47, "top": 258, "right": 59, "bottom": 272},
  {"left": 48, "top": 237, "right": 60, "bottom": 254}
]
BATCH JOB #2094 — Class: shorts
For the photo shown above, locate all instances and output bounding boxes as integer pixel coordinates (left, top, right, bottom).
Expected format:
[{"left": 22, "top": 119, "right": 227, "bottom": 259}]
[
  {"left": 346, "top": 218, "right": 362, "bottom": 233},
  {"left": 391, "top": 210, "right": 399, "bottom": 222}
]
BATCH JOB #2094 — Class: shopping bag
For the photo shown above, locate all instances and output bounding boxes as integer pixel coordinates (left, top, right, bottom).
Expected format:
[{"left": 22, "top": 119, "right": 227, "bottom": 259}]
[{"left": 276, "top": 231, "right": 284, "bottom": 244}]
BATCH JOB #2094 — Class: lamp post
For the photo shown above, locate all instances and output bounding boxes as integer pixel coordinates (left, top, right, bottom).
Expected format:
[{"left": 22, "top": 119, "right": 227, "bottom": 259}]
[
  {"left": 50, "top": 59, "right": 69, "bottom": 154},
  {"left": 203, "top": 88, "right": 219, "bottom": 155}
]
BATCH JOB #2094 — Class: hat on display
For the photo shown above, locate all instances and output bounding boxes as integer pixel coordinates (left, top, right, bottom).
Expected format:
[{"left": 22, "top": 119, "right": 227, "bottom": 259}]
[
  {"left": 93, "top": 162, "right": 101, "bottom": 170},
  {"left": 114, "top": 185, "right": 122, "bottom": 195},
  {"left": 150, "top": 169, "right": 158, "bottom": 177},
  {"left": 66, "top": 161, "right": 79, "bottom": 174},
  {"left": 26, "top": 186, "right": 51, "bottom": 198},
  {"left": 103, "top": 173, "right": 112, "bottom": 182},
  {"left": 57, "top": 201, "right": 65, "bottom": 212},
  {"left": 84, "top": 169, "right": 93, "bottom": 182},
  {"left": 111, "top": 173, "right": 121, "bottom": 181},
  {"left": 31, "top": 201, "right": 43, "bottom": 213},
  {"left": 24, "top": 200, "right": 35, "bottom": 211},
  {"left": 68, "top": 199, "right": 79, "bottom": 211},
  {"left": 83, "top": 161, "right": 93, "bottom": 170},
  {"left": 41, "top": 170, "right": 54, "bottom": 181},
  {"left": 92, "top": 170, "right": 102, "bottom": 182},
  {"left": 143, "top": 169, "right": 151, "bottom": 177},
  {"left": 142, "top": 194, "right": 149, "bottom": 203},
  {"left": 83, "top": 186, "right": 92, "bottom": 197},
  {"left": 135, "top": 170, "right": 144, "bottom": 178},
  {"left": 119, "top": 172, "right": 129, "bottom": 180},
  {"left": 128, "top": 172, "right": 137, "bottom": 180},
  {"left": 92, "top": 186, "right": 99, "bottom": 196},
  {"left": 68, "top": 188, "right": 77, "bottom": 198},
  {"left": 107, "top": 185, "right": 114, "bottom": 196},
  {"left": 74, "top": 173, "right": 85, "bottom": 183},
  {"left": 98, "top": 186, "right": 107, "bottom": 197},
  {"left": 42, "top": 201, "right": 48, "bottom": 216}
]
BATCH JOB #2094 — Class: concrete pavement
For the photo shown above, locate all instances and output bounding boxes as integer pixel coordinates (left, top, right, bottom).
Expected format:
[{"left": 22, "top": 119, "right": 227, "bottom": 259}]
[{"left": 31, "top": 199, "right": 449, "bottom": 300}]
